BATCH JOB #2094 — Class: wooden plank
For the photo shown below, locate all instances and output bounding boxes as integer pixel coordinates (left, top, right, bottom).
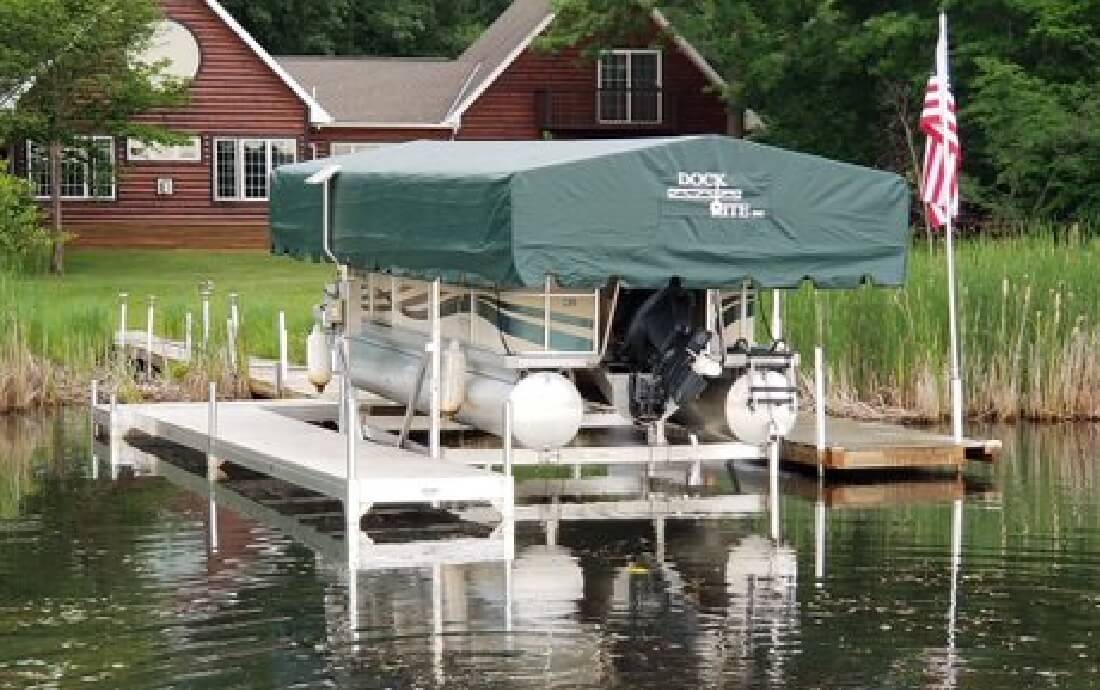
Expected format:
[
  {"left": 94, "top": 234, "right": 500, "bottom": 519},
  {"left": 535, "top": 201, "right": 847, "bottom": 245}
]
[{"left": 781, "top": 415, "right": 974, "bottom": 472}]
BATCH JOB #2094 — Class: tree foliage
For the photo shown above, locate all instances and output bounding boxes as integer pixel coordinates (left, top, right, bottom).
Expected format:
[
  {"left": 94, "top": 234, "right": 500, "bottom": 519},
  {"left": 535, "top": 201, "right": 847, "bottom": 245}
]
[
  {"left": 0, "top": 165, "right": 50, "bottom": 273},
  {"left": 0, "top": 0, "right": 188, "bottom": 273},
  {"left": 547, "top": 0, "right": 1100, "bottom": 224},
  {"left": 218, "top": 0, "right": 512, "bottom": 57}
]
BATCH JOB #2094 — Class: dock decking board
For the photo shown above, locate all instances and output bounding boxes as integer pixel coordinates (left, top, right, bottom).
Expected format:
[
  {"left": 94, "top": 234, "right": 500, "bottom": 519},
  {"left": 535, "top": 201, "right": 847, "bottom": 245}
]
[
  {"left": 782, "top": 416, "right": 999, "bottom": 472},
  {"left": 94, "top": 400, "right": 513, "bottom": 518}
]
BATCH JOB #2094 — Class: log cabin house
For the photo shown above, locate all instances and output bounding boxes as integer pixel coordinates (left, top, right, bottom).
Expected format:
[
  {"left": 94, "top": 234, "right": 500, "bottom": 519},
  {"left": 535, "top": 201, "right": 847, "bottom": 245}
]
[{"left": 6, "top": 0, "right": 737, "bottom": 249}]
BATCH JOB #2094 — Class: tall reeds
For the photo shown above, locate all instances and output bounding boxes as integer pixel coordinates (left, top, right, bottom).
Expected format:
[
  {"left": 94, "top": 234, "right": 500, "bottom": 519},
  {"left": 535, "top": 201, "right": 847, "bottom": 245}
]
[{"left": 784, "top": 230, "right": 1100, "bottom": 421}]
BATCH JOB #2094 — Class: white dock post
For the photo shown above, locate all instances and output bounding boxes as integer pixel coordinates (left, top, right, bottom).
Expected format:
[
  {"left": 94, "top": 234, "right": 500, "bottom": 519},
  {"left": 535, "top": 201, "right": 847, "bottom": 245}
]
[
  {"left": 117, "top": 292, "right": 129, "bottom": 350},
  {"left": 814, "top": 498, "right": 826, "bottom": 583},
  {"left": 207, "top": 381, "right": 217, "bottom": 481},
  {"left": 200, "top": 282, "right": 212, "bottom": 349},
  {"left": 814, "top": 346, "right": 827, "bottom": 477},
  {"left": 145, "top": 296, "right": 156, "bottom": 376},
  {"left": 89, "top": 380, "right": 99, "bottom": 480},
  {"left": 184, "top": 312, "right": 193, "bottom": 363},
  {"left": 739, "top": 281, "right": 750, "bottom": 341},
  {"left": 109, "top": 391, "right": 119, "bottom": 480},
  {"left": 229, "top": 292, "right": 240, "bottom": 336},
  {"left": 226, "top": 317, "right": 237, "bottom": 372},
  {"left": 278, "top": 311, "right": 288, "bottom": 397},
  {"left": 345, "top": 378, "right": 360, "bottom": 570},
  {"left": 771, "top": 290, "right": 784, "bottom": 341},
  {"left": 429, "top": 278, "right": 442, "bottom": 459},
  {"left": 502, "top": 400, "right": 514, "bottom": 478},
  {"left": 768, "top": 421, "right": 780, "bottom": 542}
]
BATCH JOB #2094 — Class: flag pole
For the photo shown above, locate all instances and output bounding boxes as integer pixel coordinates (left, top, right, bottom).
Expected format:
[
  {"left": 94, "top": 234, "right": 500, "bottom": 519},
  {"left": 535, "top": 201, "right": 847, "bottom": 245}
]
[
  {"left": 939, "top": 12, "right": 964, "bottom": 443},
  {"left": 946, "top": 211, "right": 963, "bottom": 442}
]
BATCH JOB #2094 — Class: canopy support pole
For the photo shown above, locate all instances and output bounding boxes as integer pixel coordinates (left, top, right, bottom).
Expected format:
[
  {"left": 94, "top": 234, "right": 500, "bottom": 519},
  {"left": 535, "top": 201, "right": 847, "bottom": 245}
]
[{"left": 771, "top": 290, "right": 784, "bottom": 342}]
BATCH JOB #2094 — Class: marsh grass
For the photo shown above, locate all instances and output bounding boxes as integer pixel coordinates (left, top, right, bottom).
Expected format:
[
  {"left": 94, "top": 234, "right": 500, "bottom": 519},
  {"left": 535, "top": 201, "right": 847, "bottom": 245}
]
[
  {"left": 0, "top": 250, "right": 331, "bottom": 411},
  {"left": 783, "top": 230, "right": 1100, "bottom": 421}
]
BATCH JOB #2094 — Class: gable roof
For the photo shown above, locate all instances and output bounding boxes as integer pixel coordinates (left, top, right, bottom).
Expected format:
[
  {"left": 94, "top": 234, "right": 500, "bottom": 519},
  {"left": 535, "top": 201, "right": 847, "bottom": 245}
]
[
  {"left": 204, "top": 0, "right": 332, "bottom": 124},
  {"left": 277, "top": 0, "right": 728, "bottom": 128}
]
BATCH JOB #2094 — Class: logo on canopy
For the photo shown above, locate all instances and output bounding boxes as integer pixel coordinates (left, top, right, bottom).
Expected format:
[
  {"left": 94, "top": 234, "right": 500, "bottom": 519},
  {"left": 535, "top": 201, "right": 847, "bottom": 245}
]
[{"left": 667, "top": 172, "right": 767, "bottom": 220}]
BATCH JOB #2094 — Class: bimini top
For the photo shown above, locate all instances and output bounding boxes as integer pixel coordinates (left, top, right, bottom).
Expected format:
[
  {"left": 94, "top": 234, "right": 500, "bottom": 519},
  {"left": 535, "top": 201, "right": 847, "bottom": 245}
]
[{"left": 270, "top": 135, "right": 910, "bottom": 289}]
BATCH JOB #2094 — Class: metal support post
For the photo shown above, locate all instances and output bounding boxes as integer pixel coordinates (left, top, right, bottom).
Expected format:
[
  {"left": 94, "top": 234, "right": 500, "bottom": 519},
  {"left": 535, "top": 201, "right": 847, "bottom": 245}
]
[
  {"left": 429, "top": 278, "right": 442, "bottom": 459},
  {"left": 278, "top": 310, "right": 289, "bottom": 396},
  {"left": 768, "top": 421, "right": 780, "bottom": 542},
  {"left": 184, "top": 312, "right": 193, "bottom": 363},
  {"left": 543, "top": 275, "right": 552, "bottom": 350},
  {"left": 814, "top": 346, "right": 827, "bottom": 478},
  {"left": 771, "top": 290, "right": 783, "bottom": 342},
  {"left": 739, "top": 281, "right": 750, "bottom": 341},
  {"left": 109, "top": 392, "right": 119, "bottom": 480},
  {"left": 207, "top": 381, "right": 217, "bottom": 482},
  {"left": 814, "top": 498, "right": 826, "bottom": 583},
  {"left": 117, "top": 293, "right": 128, "bottom": 349},
  {"left": 89, "top": 380, "right": 99, "bottom": 480},
  {"left": 502, "top": 400, "right": 514, "bottom": 477},
  {"left": 226, "top": 318, "right": 237, "bottom": 372},
  {"left": 345, "top": 379, "right": 360, "bottom": 570},
  {"left": 229, "top": 292, "right": 240, "bottom": 337},
  {"left": 200, "top": 282, "right": 213, "bottom": 349},
  {"left": 145, "top": 296, "right": 156, "bottom": 377}
]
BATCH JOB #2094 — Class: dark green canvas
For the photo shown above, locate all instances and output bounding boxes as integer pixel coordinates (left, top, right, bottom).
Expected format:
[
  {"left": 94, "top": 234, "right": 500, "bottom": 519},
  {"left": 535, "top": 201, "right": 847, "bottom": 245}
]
[{"left": 270, "top": 135, "right": 910, "bottom": 289}]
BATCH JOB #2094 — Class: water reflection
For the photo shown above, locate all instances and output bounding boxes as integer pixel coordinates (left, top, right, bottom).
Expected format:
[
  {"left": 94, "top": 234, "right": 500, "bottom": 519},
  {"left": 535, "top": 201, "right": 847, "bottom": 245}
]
[{"left": 6, "top": 418, "right": 1100, "bottom": 687}]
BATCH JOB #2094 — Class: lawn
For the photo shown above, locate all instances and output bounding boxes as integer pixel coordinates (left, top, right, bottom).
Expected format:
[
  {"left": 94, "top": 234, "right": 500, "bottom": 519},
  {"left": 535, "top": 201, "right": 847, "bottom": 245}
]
[{"left": 1, "top": 250, "right": 334, "bottom": 370}]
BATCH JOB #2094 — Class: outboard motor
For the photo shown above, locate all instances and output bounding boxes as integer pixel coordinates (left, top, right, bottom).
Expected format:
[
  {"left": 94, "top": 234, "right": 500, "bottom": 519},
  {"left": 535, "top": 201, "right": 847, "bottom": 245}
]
[{"left": 617, "top": 280, "right": 723, "bottom": 423}]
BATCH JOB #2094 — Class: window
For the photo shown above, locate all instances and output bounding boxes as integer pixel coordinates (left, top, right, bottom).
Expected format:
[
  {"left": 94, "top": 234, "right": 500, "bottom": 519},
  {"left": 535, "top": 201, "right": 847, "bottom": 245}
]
[
  {"left": 127, "top": 136, "right": 201, "bottom": 162},
  {"left": 597, "top": 50, "right": 662, "bottom": 124},
  {"left": 27, "top": 137, "right": 116, "bottom": 200},
  {"left": 213, "top": 138, "right": 296, "bottom": 201},
  {"left": 330, "top": 142, "right": 386, "bottom": 157}
]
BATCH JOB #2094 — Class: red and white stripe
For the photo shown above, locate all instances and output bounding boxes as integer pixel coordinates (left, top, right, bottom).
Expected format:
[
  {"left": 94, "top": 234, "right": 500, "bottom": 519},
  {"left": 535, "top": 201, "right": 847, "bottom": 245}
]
[
  {"left": 920, "top": 19, "right": 961, "bottom": 229},
  {"left": 921, "top": 76, "right": 960, "bottom": 228}
]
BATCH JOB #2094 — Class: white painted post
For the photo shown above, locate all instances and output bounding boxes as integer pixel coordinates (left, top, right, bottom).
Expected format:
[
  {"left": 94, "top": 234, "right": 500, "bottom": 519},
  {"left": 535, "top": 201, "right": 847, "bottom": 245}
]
[
  {"left": 429, "top": 278, "right": 442, "bottom": 459},
  {"left": 226, "top": 317, "right": 237, "bottom": 372},
  {"left": 145, "top": 296, "right": 155, "bottom": 376},
  {"left": 543, "top": 274, "right": 552, "bottom": 350},
  {"left": 229, "top": 293, "right": 240, "bottom": 336},
  {"left": 109, "top": 391, "right": 119, "bottom": 480},
  {"left": 771, "top": 290, "right": 783, "bottom": 342},
  {"left": 207, "top": 381, "right": 217, "bottom": 481},
  {"left": 768, "top": 421, "right": 780, "bottom": 542},
  {"left": 200, "top": 281, "right": 213, "bottom": 349},
  {"left": 739, "top": 281, "right": 749, "bottom": 342},
  {"left": 345, "top": 378, "right": 359, "bottom": 570},
  {"left": 278, "top": 311, "right": 289, "bottom": 396},
  {"left": 89, "top": 380, "right": 99, "bottom": 480},
  {"left": 502, "top": 399, "right": 514, "bottom": 477},
  {"left": 117, "top": 292, "right": 129, "bottom": 349},
  {"left": 814, "top": 345, "right": 827, "bottom": 478},
  {"left": 814, "top": 498, "right": 826, "bottom": 582},
  {"left": 184, "top": 312, "right": 193, "bottom": 363}
]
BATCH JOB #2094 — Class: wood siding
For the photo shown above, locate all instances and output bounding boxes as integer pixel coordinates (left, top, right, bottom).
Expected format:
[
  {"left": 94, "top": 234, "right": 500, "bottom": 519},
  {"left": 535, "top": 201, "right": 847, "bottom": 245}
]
[
  {"left": 53, "top": 0, "right": 310, "bottom": 248},
  {"left": 459, "top": 40, "right": 729, "bottom": 140}
]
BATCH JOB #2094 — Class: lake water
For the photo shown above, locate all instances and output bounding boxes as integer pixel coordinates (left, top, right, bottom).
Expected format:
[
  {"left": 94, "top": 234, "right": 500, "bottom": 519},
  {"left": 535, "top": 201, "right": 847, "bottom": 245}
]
[{"left": 1, "top": 413, "right": 1098, "bottom": 689}]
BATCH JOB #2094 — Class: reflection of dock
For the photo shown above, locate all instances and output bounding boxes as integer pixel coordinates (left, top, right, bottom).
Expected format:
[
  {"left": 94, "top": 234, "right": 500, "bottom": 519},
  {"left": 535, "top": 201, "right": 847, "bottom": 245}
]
[{"left": 783, "top": 416, "right": 1001, "bottom": 472}]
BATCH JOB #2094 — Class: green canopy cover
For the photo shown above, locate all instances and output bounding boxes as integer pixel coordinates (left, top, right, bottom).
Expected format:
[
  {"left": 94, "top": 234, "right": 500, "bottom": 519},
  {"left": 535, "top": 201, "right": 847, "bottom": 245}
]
[{"left": 270, "top": 135, "right": 910, "bottom": 289}]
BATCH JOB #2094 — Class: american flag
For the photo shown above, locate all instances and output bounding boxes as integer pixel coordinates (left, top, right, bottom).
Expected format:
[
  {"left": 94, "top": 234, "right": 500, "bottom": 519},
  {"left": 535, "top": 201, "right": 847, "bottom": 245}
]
[{"left": 920, "top": 14, "right": 960, "bottom": 229}]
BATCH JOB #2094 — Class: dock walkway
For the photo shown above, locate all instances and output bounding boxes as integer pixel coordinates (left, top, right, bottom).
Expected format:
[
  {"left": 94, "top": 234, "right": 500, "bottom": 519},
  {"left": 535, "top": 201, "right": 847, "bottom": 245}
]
[{"left": 93, "top": 399, "right": 513, "bottom": 519}]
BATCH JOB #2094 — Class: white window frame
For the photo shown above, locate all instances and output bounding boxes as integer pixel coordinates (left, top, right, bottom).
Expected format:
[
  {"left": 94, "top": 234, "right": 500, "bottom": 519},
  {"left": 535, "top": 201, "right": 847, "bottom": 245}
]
[
  {"left": 596, "top": 49, "right": 663, "bottom": 124},
  {"left": 27, "top": 136, "right": 117, "bottom": 201},
  {"left": 213, "top": 137, "right": 296, "bottom": 202},
  {"left": 127, "top": 136, "right": 202, "bottom": 162},
  {"left": 329, "top": 142, "right": 387, "bottom": 157}
]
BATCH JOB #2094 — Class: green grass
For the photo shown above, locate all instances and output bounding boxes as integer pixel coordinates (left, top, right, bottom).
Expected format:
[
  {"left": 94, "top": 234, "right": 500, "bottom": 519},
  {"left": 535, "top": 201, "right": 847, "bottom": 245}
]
[
  {"left": 1, "top": 249, "right": 333, "bottom": 374},
  {"left": 782, "top": 232, "right": 1100, "bottom": 420}
]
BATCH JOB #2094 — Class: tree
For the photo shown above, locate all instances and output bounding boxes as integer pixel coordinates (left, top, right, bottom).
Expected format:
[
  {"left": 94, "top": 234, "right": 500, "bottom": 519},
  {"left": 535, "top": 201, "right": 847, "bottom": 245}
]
[{"left": 0, "top": 0, "right": 187, "bottom": 274}]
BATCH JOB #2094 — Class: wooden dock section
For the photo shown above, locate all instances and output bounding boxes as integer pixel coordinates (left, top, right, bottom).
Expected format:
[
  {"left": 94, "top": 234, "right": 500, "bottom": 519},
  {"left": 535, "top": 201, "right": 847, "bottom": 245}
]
[{"left": 782, "top": 416, "right": 1001, "bottom": 472}]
